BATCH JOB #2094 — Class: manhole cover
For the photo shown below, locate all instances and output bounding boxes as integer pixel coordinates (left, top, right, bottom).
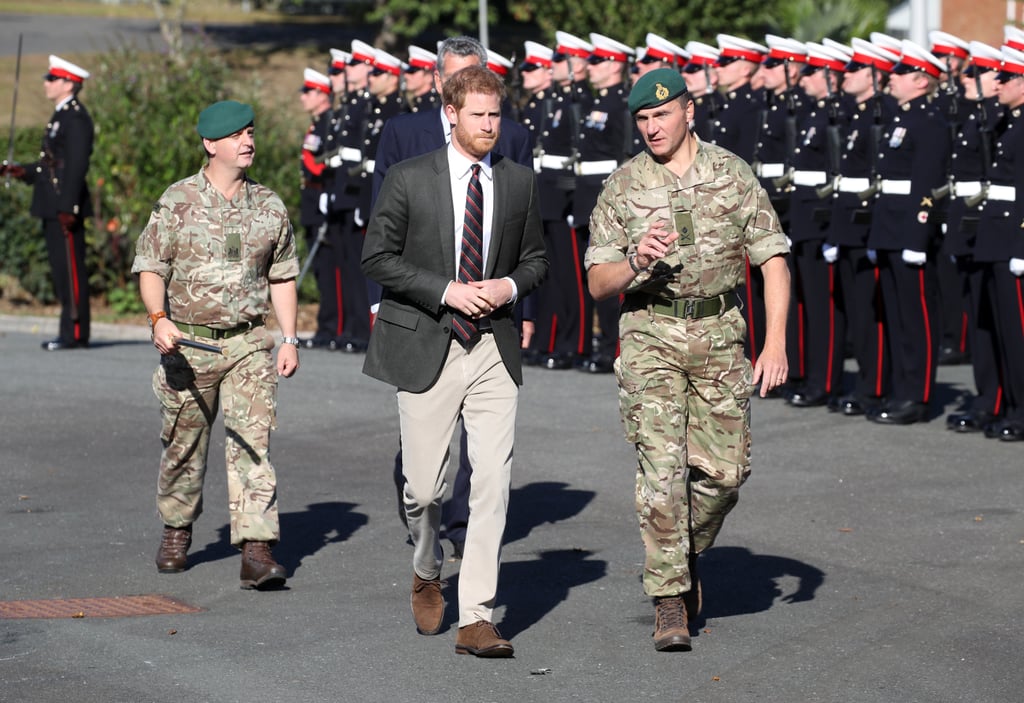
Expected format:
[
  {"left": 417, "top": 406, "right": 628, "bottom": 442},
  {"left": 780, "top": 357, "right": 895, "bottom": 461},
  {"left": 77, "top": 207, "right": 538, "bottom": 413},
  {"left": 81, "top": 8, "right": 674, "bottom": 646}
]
[{"left": 0, "top": 594, "right": 202, "bottom": 619}]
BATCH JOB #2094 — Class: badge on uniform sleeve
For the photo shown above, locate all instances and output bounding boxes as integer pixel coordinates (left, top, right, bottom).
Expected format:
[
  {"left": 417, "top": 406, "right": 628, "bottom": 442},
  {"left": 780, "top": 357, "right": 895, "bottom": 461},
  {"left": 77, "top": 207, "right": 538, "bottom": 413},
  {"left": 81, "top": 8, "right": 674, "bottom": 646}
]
[
  {"left": 917, "top": 211, "right": 929, "bottom": 224},
  {"left": 303, "top": 132, "right": 322, "bottom": 152},
  {"left": 888, "top": 127, "right": 906, "bottom": 149}
]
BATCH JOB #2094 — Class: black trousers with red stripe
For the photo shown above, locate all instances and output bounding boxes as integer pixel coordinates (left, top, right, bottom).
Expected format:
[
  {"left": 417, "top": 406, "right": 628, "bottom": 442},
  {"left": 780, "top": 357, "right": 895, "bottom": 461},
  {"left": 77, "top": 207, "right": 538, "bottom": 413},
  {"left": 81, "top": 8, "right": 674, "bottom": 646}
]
[
  {"left": 835, "top": 246, "right": 890, "bottom": 401},
  {"left": 876, "top": 249, "right": 940, "bottom": 405},
  {"left": 987, "top": 263, "right": 1024, "bottom": 423},
  {"left": 43, "top": 217, "right": 90, "bottom": 345},
  {"left": 963, "top": 260, "right": 1004, "bottom": 417},
  {"left": 531, "top": 219, "right": 589, "bottom": 357},
  {"left": 790, "top": 239, "right": 845, "bottom": 397}
]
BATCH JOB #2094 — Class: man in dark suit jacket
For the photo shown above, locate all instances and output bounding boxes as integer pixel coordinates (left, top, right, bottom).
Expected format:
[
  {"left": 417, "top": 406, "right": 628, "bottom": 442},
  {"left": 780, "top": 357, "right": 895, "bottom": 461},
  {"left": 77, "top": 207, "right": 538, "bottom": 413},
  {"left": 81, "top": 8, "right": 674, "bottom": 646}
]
[
  {"left": 370, "top": 36, "right": 533, "bottom": 559},
  {"left": 3, "top": 55, "right": 94, "bottom": 350},
  {"left": 362, "top": 66, "right": 547, "bottom": 657}
]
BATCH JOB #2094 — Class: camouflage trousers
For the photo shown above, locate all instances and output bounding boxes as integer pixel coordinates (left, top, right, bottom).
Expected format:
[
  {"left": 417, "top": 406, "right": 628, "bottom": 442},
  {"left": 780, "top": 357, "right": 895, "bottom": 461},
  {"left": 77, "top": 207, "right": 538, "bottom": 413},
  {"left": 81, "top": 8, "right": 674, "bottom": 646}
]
[
  {"left": 616, "top": 306, "right": 755, "bottom": 597},
  {"left": 152, "top": 326, "right": 280, "bottom": 547}
]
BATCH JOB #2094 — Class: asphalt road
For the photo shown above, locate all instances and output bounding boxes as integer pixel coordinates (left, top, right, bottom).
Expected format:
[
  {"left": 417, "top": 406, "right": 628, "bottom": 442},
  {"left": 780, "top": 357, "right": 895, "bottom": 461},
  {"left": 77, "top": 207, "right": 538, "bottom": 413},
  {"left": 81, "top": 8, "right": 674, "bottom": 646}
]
[{"left": 1, "top": 315, "right": 1022, "bottom": 702}]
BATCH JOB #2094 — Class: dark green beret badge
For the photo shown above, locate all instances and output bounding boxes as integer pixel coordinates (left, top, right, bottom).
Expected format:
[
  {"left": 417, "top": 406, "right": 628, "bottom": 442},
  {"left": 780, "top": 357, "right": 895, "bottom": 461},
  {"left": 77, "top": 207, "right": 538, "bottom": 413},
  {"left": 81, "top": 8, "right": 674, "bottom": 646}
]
[
  {"left": 628, "top": 68, "right": 688, "bottom": 114},
  {"left": 196, "top": 100, "right": 255, "bottom": 140}
]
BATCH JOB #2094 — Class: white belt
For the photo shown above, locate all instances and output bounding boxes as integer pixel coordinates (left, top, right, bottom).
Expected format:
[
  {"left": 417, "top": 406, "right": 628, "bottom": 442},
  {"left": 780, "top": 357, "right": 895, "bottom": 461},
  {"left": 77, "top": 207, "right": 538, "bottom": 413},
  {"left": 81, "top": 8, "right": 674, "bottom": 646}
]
[
  {"left": 758, "top": 162, "right": 785, "bottom": 178},
  {"left": 362, "top": 159, "right": 376, "bottom": 174},
  {"left": 574, "top": 160, "right": 618, "bottom": 176},
  {"left": 792, "top": 170, "right": 827, "bottom": 187},
  {"left": 837, "top": 177, "right": 870, "bottom": 193},
  {"left": 339, "top": 147, "right": 362, "bottom": 163},
  {"left": 987, "top": 184, "right": 1016, "bottom": 201},
  {"left": 534, "top": 154, "right": 574, "bottom": 171},
  {"left": 954, "top": 181, "right": 982, "bottom": 197},
  {"left": 880, "top": 179, "right": 912, "bottom": 195}
]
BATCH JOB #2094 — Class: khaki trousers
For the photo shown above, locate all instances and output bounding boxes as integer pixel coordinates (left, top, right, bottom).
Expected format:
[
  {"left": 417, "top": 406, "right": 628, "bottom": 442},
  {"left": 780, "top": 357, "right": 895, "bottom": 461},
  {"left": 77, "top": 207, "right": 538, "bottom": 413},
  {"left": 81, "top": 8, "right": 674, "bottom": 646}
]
[{"left": 397, "top": 335, "right": 517, "bottom": 627}]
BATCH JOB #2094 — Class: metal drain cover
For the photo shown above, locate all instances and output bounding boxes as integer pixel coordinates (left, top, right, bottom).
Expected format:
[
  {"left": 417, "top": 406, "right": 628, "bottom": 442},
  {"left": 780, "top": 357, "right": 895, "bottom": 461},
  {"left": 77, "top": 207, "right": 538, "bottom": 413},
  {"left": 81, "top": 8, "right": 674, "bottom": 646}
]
[{"left": 0, "top": 594, "right": 202, "bottom": 619}]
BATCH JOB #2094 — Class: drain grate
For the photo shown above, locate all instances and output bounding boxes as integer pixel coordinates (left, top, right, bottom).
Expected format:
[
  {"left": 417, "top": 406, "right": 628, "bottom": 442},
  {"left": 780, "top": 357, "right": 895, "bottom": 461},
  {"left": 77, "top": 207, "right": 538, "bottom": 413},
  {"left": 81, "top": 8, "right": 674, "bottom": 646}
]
[{"left": 0, "top": 594, "right": 202, "bottom": 619}]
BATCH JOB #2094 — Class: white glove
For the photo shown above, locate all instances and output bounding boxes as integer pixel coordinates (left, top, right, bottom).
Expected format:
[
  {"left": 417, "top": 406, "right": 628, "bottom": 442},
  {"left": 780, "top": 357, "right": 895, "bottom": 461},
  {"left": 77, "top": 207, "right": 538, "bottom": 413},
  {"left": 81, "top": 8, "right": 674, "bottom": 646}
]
[
  {"left": 866, "top": 249, "right": 878, "bottom": 264},
  {"left": 1010, "top": 258, "right": 1024, "bottom": 277},
  {"left": 326, "top": 154, "right": 343, "bottom": 168},
  {"left": 822, "top": 244, "right": 839, "bottom": 263},
  {"left": 318, "top": 193, "right": 329, "bottom": 216},
  {"left": 901, "top": 249, "right": 927, "bottom": 266},
  {"left": 354, "top": 208, "right": 364, "bottom": 227}
]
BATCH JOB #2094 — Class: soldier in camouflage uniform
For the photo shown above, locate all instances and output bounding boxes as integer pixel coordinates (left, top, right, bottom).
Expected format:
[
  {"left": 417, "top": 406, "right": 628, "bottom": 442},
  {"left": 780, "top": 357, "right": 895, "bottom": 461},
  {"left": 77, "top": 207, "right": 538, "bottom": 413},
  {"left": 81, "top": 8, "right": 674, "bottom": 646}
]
[
  {"left": 132, "top": 101, "right": 301, "bottom": 590},
  {"left": 586, "top": 69, "right": 790, "bottom": 652}
]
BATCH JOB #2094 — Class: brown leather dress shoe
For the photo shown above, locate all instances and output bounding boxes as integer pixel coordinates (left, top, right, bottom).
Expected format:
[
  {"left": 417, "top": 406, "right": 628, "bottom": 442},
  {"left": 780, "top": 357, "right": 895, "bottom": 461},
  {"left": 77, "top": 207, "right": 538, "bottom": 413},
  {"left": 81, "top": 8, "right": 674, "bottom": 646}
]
[
  {"left": 455, "top": 621, "right": 514, "bottom": 657},
  {"left": 411, "top": 573, "right": 444, "bottom": 635},
  {"left": 155, "top": 525, "right": 192, "bottom": 573},
  {"left": 653, "top": 596, "right": 691, "bottom": 651},
  {"left": 239, "top": 541, "right": 287, "bottom": 590}
]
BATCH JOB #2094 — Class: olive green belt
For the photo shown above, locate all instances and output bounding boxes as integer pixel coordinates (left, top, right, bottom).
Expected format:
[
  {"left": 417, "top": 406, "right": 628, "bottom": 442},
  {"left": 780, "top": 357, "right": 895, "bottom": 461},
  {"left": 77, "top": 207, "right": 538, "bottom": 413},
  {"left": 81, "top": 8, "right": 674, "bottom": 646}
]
[
  {"left": 175, "top": 317, "right": 264, "bottom": 340},
  {"left": 628, "top": 293, "right": 737, "bottom": 320}
]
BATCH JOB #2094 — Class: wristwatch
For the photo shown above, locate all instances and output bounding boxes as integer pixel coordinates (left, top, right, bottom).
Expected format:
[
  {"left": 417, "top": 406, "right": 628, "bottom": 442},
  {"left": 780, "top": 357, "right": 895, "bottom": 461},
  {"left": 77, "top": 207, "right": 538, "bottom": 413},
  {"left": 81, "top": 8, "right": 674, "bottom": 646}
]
[
  {"left": 148, "top": 310, "right": 168, "bottom": 327},
  {"left": 628, "top": 252, "right": 648, "bottom": 274},
  {"left": 281, "top": 336, "right": 301, "bottom": 346}
]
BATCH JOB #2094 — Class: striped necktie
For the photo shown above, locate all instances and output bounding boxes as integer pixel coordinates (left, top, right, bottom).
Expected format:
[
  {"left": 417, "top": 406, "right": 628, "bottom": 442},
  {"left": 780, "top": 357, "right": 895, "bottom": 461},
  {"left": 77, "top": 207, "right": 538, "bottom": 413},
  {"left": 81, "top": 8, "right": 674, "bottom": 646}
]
[{"left": 453, "top": 163, "right": 483, "bottom": 344}]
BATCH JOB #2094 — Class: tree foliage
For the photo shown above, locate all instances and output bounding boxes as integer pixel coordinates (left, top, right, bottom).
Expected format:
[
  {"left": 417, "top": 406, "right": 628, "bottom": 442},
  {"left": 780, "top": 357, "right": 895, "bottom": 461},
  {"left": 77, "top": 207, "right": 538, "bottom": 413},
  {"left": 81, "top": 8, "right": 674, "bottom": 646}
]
[
  {"left": 1, "top": 38, "right": 306, "bottom": 312},
  {"left": 367, "top": 0, "right": 492, "bottom": 49}
]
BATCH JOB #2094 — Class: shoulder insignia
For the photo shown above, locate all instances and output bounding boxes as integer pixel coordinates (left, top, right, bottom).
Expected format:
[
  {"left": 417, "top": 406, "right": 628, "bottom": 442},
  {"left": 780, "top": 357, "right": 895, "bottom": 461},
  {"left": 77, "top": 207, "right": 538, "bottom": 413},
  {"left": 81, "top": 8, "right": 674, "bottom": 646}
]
[
  {"left": 917, "top": 211, "right": 928, "bottom": 224},
  {"left": 920, "top": 196, "right": 933, "bottom": 208}
]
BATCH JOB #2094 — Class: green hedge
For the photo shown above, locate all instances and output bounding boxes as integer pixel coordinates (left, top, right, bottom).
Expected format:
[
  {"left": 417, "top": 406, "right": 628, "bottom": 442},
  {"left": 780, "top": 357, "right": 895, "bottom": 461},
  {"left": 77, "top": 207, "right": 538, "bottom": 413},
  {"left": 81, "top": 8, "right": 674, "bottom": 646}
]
[{"left": 1, "top": 39, "right": 314, "bottom": 314}]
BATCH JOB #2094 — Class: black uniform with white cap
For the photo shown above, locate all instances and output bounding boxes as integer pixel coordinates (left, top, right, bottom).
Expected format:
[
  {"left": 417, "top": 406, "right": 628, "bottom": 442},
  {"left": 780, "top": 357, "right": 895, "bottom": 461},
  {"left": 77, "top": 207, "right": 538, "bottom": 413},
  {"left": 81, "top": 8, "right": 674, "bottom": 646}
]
[
  {"left": 519, "top": 40, "right": 585, "bottom": 368},
  {"left": 826, "top": 37, "right": 898, "bottom": 415},
  {"left": 575, "top": 33, "right": 637, "bottom": 373},
  {"left": 929, "top": 30, "right": 974, "bottom": 365},
  {"left": 713, "top": 34, "right": 767, "bottom": 163},
  {"left": 968, "top": 42, "right": 1024, "bottom": 440},
  {"left": 864, "top": 40, "right": 950, "bottom": 425},
  {"left": 943, "top": 40, "right": 1007, "bottom": 432},
  {"left": 3, "top": 55, "right": 95, "bottom": 350},
  {"left": 784, "top": 40, "right": 852, "bottom": 407},
  {"left": 682, "top": 41, "right": 723, "bottom": 143}
]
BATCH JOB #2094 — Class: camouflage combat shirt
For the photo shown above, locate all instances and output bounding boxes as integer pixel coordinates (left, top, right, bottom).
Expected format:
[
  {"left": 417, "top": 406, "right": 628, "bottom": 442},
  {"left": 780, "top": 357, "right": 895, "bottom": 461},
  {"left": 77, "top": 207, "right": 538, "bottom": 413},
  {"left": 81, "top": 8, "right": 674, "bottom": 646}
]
[
  {"left": 132, "top": 167, "right": 299, "bottom": 327},
  {"left": 585, "top": 141, "right": 788, "bottom": 298}
]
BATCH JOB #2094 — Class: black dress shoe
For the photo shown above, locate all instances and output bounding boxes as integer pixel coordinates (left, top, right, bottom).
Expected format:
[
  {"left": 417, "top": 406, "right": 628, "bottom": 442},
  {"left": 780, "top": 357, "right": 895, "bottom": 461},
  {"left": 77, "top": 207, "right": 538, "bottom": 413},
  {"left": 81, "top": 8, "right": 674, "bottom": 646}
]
[
  {"left": 302, "top": 336, "right": 338, "bottom": 350},
  {"left": 787, "top": 388, "right": 830, "bottom": 408},
  {"left": 41, "top": 338, "right": 86, "bottom": 351},
  {"left": 579, "top": 355, "right": 614, "bottom": 374},
  {"left": 867, "top": 400, "right": 928, "bottom": 425},
  {"left": 337, "top": 339, "right": 367, "bottom": 354},
  {"left": 946, "top": 410, "right": 997, "bottom": 433},
  {"left": 541, "top": 352, "right": 573, "bottom": 370},
  {"left": 998, "top": 423, "right": 1024, "bottom": 441},
  {"left": 829, "top": 394, "right": 863, "bottom": 415},
  {"left": 938, "top": 345, "right": 970, "bottom": 365}
]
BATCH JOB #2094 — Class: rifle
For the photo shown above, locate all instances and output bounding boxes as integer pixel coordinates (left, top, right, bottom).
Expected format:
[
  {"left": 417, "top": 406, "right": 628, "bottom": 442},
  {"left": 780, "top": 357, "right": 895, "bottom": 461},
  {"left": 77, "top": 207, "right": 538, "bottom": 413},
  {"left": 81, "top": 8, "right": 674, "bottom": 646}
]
[
  {"left": 772, "top": 68, "right": 797, "bottom": 190},
  {"left": 932, "top": 71, "right": 960, "bottom": 201},
  {"left": 964, "top": 75, "right": 994, "bottom": 209},
  {"left": 856, "top": 67, "right": 885, "bottom": 201},
  {"left": 4, "top": 33, "right": 22, "bottom": 189},
  {"left": 702, "top": 64, "right": 717, "bottom": 140},
  {"left": 297, "top": 221, "right": 328, "bottom": 290},
  {"left": 563, "top": 79, "right": 584, "bottom": 171},
  {"left": 816, "top": 67, "right": 843, "bottom": 199}
]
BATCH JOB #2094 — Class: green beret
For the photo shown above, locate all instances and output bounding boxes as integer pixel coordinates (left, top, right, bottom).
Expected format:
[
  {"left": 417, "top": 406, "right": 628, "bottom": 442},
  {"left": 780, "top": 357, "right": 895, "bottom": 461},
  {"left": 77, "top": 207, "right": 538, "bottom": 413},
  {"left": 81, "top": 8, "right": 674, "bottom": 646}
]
[
  {"left": 196, "top": 100, "right": 255, "bottom": 140},
  {"left": 628, "top": 68, "right": 688, "bottom": 114}
]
